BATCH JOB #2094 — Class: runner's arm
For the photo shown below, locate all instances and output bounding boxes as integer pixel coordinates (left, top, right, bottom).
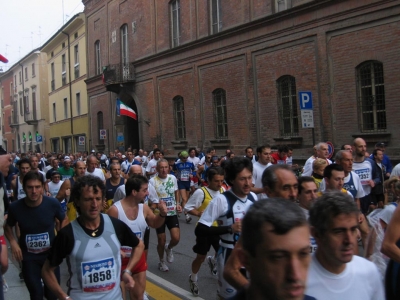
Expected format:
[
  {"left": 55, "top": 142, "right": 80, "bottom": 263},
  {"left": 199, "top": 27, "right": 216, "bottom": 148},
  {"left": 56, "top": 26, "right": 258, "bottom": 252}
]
[
  {"left": 195, "top": 222, "right": 232, "bottom": 236},
  {"left": 42, "top": 260, "right": 69, "bottom": 299},
  {"left": 107, "top": 204, "right": 119, "bottom": 218},
  {"left": 55, "top": 180, "right": 70, "bottom": 202},
  {"left": 223, "top": 238, "right": 249, "bottom": 290},
  {"left": 381, "top": 205, "right": 400, "bottom": 262},
  {"left": 144, "top": 204, "right": 167, "bottom": 228}
]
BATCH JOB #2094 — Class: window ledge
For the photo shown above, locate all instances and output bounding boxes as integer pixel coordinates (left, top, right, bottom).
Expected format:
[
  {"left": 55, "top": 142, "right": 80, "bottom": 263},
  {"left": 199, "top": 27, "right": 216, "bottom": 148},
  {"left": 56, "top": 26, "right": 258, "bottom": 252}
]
[
  {"left": 273, "top": 136, "right": 302, "bottom": 146},
  {"left": 209, "top": 139, "right": 231, "bottom": 148},
  {"left": 351, "top": 132, "right": 391, "bottom": 144},
  {"left": 171, "top": 140, "right": 187, "bottom": 145}
]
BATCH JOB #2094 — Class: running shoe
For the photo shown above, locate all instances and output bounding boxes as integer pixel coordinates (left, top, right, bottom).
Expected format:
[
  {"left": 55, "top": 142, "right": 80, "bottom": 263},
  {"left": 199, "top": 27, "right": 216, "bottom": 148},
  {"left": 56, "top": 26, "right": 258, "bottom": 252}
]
[
  {"left": 158, "top": 261, "right": 169, "bottom": 272},
  {"left": 143, "top": 291, "right": 150, "bottom": 300},
  {"left": 207, "top": 256, "right": 218, "bottom": 276},
  {"left": 2, "top": 276, "right": 8, "bottom": 293},
  {"left": 186, "top": 214, "right": 192, "bottom": 223},
  {"left": 165, "top": 243, "right": 174, "bottom": 263},
  {"left": 189, "top": 274, "right": 199, "bottom": 296}
]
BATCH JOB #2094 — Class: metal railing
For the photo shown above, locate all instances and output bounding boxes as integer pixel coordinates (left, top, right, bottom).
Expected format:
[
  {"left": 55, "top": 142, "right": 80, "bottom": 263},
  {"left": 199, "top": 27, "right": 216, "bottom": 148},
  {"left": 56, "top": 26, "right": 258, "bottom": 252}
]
[{"left": 103, "top": 63, "right": 135, "bottom": 85}]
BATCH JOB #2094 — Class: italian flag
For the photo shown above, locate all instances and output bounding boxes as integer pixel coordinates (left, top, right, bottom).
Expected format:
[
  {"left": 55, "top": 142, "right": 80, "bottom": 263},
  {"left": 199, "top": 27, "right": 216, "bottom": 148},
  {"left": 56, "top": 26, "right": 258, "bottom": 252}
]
[{"left": 116, "top": 99, "right": 137, "bottom": 120}]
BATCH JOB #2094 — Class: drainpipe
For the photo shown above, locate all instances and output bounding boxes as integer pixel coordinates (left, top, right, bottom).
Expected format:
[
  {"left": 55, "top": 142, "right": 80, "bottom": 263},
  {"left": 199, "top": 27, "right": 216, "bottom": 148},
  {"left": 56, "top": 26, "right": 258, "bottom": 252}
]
[
  {"left": 61, "top": 31, "right": 74, "bottom": 153},
  {"left": 18, "top": 63, "right": 24, "bottom": 151}
]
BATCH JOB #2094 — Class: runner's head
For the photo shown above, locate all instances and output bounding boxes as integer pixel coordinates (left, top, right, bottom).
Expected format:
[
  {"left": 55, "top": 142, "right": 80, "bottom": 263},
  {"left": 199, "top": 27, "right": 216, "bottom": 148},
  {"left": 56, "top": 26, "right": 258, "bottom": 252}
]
[
  {"left": 323, "top": 164, "right": 345, "bottom": 191},
  {"left": 353, "top": 138, "right": 367, "bottom": 158},
  {"left": 224, "top": 157, "right": 253, "bottom": 198},
  {"left": 297, "top": 176, "right": 318, "bottom": 210},
  {"left": 240, "top": 198, "right": 310, "bottom": 300},
  {"left": 335, "top": 150, "right": 353, "bottom": 175},
  {"left": 125, "top": 174, "right": 149, "bottom": 202},
  {"left": 110, "top": 163, "right": 121, "bottom": 178},
  {"left": 309, "top": 192, "right": 358, "bottom": 272},
  {"left": 18, "top": 158, "right": 31, "bottom": 177},
  {"left": 71, "top": 175, "right": 105, "bottom": 219},
  {"left": 74, "top": 161, "right": 87, "bottom": 177},
  {"left": 316, "top": 142, "right": 329, "bottom": 159},
  {"left": 129, "top": 165, "right": 143, "bottom": 176},
  {"left": 51, "top": 171, "right": 62, "bottom": 184},
  {"left": 86, "top": 155, "right": 98, "bottom": 173},
  {"left": 156, "top": 159, "right": 169, "bottom": 178},
  {"left": 206, "top": 166, "right": 225, "bottom": 191},
  {"left": 23, "top": 171, "right": 44, "bottom": 203},
  {"left": 256, "top": 145, "right": 272, "bottom": 165},
  {"left": 312, "top": 158, "right": 328, "bottom": 176},
  {"left": 262, "top": 165, "right": 298, "bottom": 201}
]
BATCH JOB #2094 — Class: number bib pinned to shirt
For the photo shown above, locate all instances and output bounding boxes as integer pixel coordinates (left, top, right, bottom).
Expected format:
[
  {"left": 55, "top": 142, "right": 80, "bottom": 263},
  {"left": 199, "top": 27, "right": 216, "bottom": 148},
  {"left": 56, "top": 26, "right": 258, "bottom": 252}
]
[
  {"left": 81, "top": 257, "right": 117, "bottom": 293},
  {"left": 162, "top": 197, "right": 176, "bottom": 216},
  {"left": 180, "top": 170, "right": 190, "bottom": 181},
  {"left": 26, "top": 233, "right": 50, "bottom": 253},
  {"left": 354, "top": 168, "right": 371, "bottom": 185}
]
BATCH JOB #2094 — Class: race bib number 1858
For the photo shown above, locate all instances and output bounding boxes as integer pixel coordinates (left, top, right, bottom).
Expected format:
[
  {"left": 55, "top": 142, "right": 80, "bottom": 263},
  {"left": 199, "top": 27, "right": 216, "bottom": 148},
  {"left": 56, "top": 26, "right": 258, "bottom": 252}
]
[{"left": 81, "top": 257, "right": 117, "bottom": 293}]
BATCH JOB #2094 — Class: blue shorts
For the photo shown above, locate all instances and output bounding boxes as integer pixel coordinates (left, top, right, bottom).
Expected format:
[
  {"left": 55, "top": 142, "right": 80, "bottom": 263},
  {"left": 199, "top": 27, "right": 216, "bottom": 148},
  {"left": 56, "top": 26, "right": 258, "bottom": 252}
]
[{"left": 178, "top": 180, "right": 190, "bottom": 191}]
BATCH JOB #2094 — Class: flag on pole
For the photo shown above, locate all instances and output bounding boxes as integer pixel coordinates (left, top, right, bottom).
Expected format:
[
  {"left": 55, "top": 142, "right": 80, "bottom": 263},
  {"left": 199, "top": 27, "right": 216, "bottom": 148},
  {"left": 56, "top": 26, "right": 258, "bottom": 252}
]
[
  {"left": 116, "top": 99, "right": 137, "bottom": 120},
  {"left": 0, "top": 54, "right": 8, "bottom": 63}
]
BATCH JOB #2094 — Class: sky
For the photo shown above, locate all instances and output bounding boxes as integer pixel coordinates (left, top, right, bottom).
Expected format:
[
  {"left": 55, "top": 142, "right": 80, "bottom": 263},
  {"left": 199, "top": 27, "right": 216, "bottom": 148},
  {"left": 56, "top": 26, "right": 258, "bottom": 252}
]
[{"left": 0, "top": 0, "right": 84, "bottom": 71}]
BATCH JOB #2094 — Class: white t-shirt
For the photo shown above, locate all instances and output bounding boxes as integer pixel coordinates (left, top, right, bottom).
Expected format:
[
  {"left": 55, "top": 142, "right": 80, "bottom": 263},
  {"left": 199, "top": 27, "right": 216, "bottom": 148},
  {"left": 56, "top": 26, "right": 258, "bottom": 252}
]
[
  {"left": 86, "top": 168, "right": 105, "bottom": 181},
  {"left": 319, "top": 171, "right": 365, "bottom": 199},
  {"left": 113, "top": 183, "right": 159, "bottom": 204},
  {"left": 286, "top": 156, "right": 293, "bottom": 165},
  {"left": 187, "top": 156, "right": 200, "bottom": 167},
  {"left": 306, "top": 254, "right": 384, "bottom": 300},
  {"left": 379, "top": 203, "right": 397, "bottom": 224},
  {"left": 352, "top": 159, "right": 373, "bottom": 195},
  {"left": 184, "top": 187, "right": 223, "bottom": 213},
  {"left": 252, "top": 161, "right": 272, "bottom": 200},
  {"left": 145, "top": 158, "right": 158, "bottom": 178},
  {"left": 48, "top": 180, "right": 64, "bottom": 198},
  {"left": 390, "top": 163, "right": 400, "bottom": 179},
  {"left": 303, "top": 156, "right": 332, "bottom": 176}
]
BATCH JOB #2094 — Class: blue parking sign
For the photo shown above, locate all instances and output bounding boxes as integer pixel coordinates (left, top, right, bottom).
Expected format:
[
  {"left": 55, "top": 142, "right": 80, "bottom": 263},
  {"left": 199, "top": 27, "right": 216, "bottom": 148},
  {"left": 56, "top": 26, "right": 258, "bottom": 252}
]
[{"left": 299, "top": 91, "right": 313, "bottom": 110}]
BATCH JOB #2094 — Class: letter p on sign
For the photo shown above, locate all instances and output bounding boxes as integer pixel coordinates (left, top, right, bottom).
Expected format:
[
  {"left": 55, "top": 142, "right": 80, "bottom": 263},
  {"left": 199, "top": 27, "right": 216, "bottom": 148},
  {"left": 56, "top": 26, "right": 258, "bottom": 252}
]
[{"left": 299, "top": 92, "right": 313, "bottom": 110}]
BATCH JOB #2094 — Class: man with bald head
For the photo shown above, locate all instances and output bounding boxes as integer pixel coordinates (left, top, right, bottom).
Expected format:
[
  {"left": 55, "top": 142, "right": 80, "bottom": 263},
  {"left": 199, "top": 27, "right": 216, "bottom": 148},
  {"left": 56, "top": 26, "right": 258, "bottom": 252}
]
[
  {"left": 302, "top": 142, "right": 331, "bottom": 176},
  {"left": 352, "top": 138, "right": 380, "bottom": 214},
  {"left": 85, "top": 155, "right": 105, "bottom": 182}
]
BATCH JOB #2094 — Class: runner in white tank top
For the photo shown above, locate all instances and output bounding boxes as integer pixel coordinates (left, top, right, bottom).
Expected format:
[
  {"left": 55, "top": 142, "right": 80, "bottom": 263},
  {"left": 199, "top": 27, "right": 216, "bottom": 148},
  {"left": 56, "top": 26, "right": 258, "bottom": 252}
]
[{"left": 107, "top": 174, "right": 168, "bottom": 300}]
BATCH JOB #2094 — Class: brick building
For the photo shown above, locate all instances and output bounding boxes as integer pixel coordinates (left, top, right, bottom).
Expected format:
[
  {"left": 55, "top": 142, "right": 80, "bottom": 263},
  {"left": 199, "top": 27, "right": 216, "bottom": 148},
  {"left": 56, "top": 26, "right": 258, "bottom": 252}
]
[
  {"left": 0, "top": 71, "right": 14, "bottom": 150},
  {"left": 83, "top": 0, "right": 400, "bottom": 159}
]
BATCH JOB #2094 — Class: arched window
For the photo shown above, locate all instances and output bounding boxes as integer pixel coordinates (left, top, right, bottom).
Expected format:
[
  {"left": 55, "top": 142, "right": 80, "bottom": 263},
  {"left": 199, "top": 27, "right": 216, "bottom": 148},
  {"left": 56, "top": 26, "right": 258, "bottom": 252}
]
[
  {"left": 95, "top": 40, "right": 101, "bottom": 75},
  {"left": 277, "top": 75, "right": 298, "bottom": 136},
  {"left": 213, "top": 88, "right": 228, "bottom": 139},
  {"left": 173, "top": 96, "right": 186, "bottom": 140},
  {"left": 97, "top": 111, "right": 104, "bottom": 145},
  {"left": 357, "top": 61, "right": 386, "bottom": 131}
]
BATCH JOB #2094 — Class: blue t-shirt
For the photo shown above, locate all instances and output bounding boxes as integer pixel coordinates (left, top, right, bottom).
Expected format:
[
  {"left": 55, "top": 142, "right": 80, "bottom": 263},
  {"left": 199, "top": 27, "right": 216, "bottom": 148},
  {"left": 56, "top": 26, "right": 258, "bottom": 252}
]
[
  {"left": 173, "top": 161, "right": 195, "bottom": 182},
  {"left": 6, "top": 196, "right": 65, "bottom": 261}
]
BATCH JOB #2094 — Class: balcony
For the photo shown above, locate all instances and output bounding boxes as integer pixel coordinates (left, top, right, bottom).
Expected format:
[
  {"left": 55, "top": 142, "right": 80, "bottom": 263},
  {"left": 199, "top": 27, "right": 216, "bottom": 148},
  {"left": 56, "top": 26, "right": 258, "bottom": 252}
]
[
  {"left": 103, "top": 63, "right": 135, "bottom": 93},
  {"left": 9, "top": 102, "right": 19, "bottom": 128},
  {"left": 24, "top": 110, "right": 38, "bottom": 125}
]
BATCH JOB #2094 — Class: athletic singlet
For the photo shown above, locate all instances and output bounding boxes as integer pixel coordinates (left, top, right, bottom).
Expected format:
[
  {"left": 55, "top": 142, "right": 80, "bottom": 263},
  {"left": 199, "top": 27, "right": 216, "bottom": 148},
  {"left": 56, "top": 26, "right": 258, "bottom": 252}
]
[
  {"left": 48, "top": 181, "right": 63, "bottom": 198},
  {"left": 16, "top": 176, "right": 26, "bottom": 200},
  {"left": 68, "top": 215, "right": 121, "bottom": 299},
  {"left": 201, "top": 163, "right": 210, "bottom": 181},
  {"left": 198, "top": 187, "right": 224, "bottom": 227},
  {"left": 343, "top": 172, "right": 357, "bottom": 198},
  {"left": 105, "top": 178, "right": 124, "bottom": 200},
  {"left": 114, "top": 202, "right": 147, "bottom": 259},
  {"left": 174, "top": 161, "right": 195, "bottom": 182}
]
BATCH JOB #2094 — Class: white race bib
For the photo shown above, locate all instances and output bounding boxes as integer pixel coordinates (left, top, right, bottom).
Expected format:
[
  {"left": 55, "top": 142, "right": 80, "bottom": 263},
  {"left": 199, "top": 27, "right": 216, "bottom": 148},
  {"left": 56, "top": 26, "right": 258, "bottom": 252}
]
[
  {"left": 26, "top": 233, "right": 50, "bottom": 253},
  {"left": 81, "top": 257, "right": 117, "bottom": 293},
  {"left": 354, "top": 168, "right": 371, "bottom": 185}
]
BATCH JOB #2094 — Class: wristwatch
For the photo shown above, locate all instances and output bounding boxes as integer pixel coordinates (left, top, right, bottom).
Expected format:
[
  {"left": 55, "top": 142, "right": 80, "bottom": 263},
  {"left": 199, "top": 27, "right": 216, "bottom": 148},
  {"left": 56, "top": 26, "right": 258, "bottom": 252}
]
[{"left": 122, "top": 269, "right": 133, "bottom": 276}]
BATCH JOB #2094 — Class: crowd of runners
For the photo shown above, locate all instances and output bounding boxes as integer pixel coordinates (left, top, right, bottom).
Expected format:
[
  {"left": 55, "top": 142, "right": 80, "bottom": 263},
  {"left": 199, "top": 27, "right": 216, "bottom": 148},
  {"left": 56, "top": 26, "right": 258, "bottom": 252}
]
[{"left": 0, "top": 138, "right": 399, "bottom": 299}]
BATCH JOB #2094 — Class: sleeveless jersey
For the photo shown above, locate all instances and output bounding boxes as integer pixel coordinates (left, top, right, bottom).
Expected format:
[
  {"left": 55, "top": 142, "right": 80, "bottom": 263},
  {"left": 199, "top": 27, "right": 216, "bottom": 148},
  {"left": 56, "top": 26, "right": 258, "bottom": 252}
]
[
  {"left": 198, "top": 187, "right": 224, "bottom": 227},
  {"left": 343, "top": 172, "right": 357, "bottom": 198},
  {"left": 152, "top": 175, "right": 177, "bottom": 216},
  {"left": 68, "top": 215, "right": 121, "bottom": 299},
  {"left": 218, "top": 191, "right": 255, "bottom": 249},
  {"left": 16, "top": 176, "right": 26, "bottom": 200},
  {"left": 114, "top": 202, "right": 147, "bottom": 259},
  {"left": 48, "top": 181, "right": 63, "bottom": 198},
  {"left": 105, "top": 178, "right": 125, "bottom": 200}
]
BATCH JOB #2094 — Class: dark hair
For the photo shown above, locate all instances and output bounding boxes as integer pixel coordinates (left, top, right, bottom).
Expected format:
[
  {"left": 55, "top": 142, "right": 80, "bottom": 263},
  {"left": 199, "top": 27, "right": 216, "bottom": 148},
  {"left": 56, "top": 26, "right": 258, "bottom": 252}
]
[
  {"left": 340, "top": 144, "right": 350, "bottom": 150},
  {"left": 309, "top": 191, "right": 358, "bottom": 235},
  {"left": 109, "top": 162, "right": 121, "bottom": 170},
  {"left": 109, "top": 157, "right": 120, "bottom": 164},
  {"left": 188, "top": 147, "right": 197, "bottom": 155},
  {"left": 206, "top": 147, "right": 215, "bottom": 154},
  {"left": 71, "top": 175, "right": 105, "bottom": 214},
  {"left": 17, "top": 158, "right": 31, "bottom": 167},
  {"left": 288, "top": 147, "right": 293, "bottom": 151},
  {"left": 372, "top": 149, "right": 383, "bottom": 157},
  {"left": 242, "top": 198, "right": 308, "bottom": 256},
  {"left": 224, "top": 157, "right": 253, "bottom": 186},
  {"left": 278, "top": 145, "right": 289, "bottom": 153},
  {"left": 126, "top": 174, "right": 148, "bottom": 196},
  {"left": 22, "top": 171, "right": 44, "bottom": 187},
  {"left": 153, "top": 148, "right": 161, "bottom": 154},
  {"left": 261, "top": 164, "right": 293, "bottom": 191},
  {"left": 323, "top": 164, "right": 344, "bottom": 179},
  {"left": 298, "top": 176, "right": 317, "bottom": 195},
  {"left": 206, "top": 166, "right": 225, "bottom": 182},
  {"left": 256, "top": 145, "right": 271, "bottom": 155},
  {"left": 245, "top": 146, "right": 253, "bottom": 152}
]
